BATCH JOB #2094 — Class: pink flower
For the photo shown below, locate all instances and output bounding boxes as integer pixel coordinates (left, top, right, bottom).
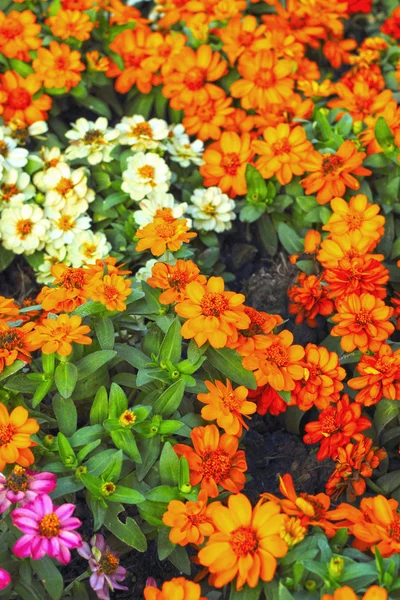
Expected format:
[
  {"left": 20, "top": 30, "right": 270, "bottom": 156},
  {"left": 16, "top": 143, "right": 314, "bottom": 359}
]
[
  {"left": 0, "top": 567, "right": 11, "bottom": 591},
  {"left": 78, "top": 534, "right": 128, "bottom": 600},
  {"left": 11, "top": 494, "right": 82, "bottom": 564},
  {"left": 0, "top": 467, "right": 56, "bottom": 513}
]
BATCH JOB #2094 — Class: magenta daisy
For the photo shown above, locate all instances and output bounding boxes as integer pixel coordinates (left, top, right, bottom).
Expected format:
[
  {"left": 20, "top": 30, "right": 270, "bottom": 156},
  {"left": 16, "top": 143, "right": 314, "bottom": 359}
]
[
  {"left": 0, "top": 466, "right": 56, "bottom": 513},
  {"left": 11, "top": 494, "right": 82, "bottom": 564},
  {"left": 0, "top": 567, "right": 10, "bottom": 591},
  {"left": 77, "top": 534, "right": 128, "bottom": 600}
]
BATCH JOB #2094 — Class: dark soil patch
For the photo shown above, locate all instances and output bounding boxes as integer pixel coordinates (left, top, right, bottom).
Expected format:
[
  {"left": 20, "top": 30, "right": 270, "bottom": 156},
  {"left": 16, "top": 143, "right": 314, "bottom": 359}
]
[{"left": 0, "top": 257, "right": 39, "bottom": 302}]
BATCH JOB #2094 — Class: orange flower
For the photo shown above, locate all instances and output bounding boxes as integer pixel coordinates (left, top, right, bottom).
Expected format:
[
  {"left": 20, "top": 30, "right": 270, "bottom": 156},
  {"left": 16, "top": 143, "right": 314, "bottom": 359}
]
[
  {"left": 86, "top": 51, "right": 110, "bottom": 72},
  {"left": 173, "top": 424, "right": 247, "bottom": 498},
  {"left": 33, "top": 42, "right": 85, "bottom": 92},
  {"left": 249, "top": 384, "right": 295, "bottom": 417},
  {"left": 84, "top": 257, "right": 131, "bottom": 279},
  {"left": 323, "top": 37, "right": 357, "bottom": 70},
  {"left": 218, "top": 15, "right": 268, "bottom": 64},
  {"left": 253, "top": 94, "right": 313, "bottom": 131},
  {"left": 252, "top": 124, "right": 313, "bottom": 185},
  {"left": 37, "top": 264, "right": 92, "bottom": 313},
  {"left": 360, "top": 100, "right": 400, "bottom": 155},
  {"left": 46, "top": 10, "right": 95, "bottom": 41},
  {"left": 0, "top": 71, "right": 52, "bottom": 125},
  {"left": 174, "top": 276, "right": 250, "bottom": 348},
  {"left": 107, "top": 0, "right": 149, "bottom": 27},
  {"left": 144, "top": 578, "right": 206, "bottom": 600},
  {"left": 0, "top": 296, "right": 20, "bottom": 322},
  {"left": 242, "top": 330, "right": 305, "bottom": 391},
  {"left": 200, "top": 131, "right": 253, "bottom": 197},
  {"left": 348, "top": 344, "right": 400, "bottom": 406},
  {"left": 197, "top": 379, "right": 257, "bottom": 436},
  {"left": 296, "top": 78, "right": 335, "bottom": 98},
  {"left": 228, "top": 307, "right": 283, "bottom": 356},
  {"left": 89, "top": 273, "right": 132, "bottom": 312},
  {"left": 198, "top": 494, "right": 288, "bottom": 589},
  {"left": 136, "top": 216, "right": 196, "bottom": 257},
  {"left": 288, "top": 274, "right": 334, "bottom": 327},
  {"left": 304, "top": 395, "right": 372, "bottom": 460},
  {"left": 230, "top": 50, "right": 294, "bottom": 110},
  {"left": 62, "top": 0, "right": 98, "bottom": 8},
  {"left": 321, "top": 586, "right": 387, "bottom": 600},
  {"left": 147, "top": 260, "right": 207, "bottom": 304},
  {"left": 324, "top": 256, "right": 389, "bottom": 301},
  {"left": 328, "top": 82, "right": 392, "bottom": 122},
  {"left": 162, "top": 490, "right": 215, "bottom": 546},
  {"left": 300, "top": 141, "right": 371, "bottom": 205},
  {"left": 0, "top": 10, "right": 41, "bottom": 61},
  {"left": 292, "top": 344, "right": 346, "bottom": 411},
  {"left": 331, "top": 293, "right": 394, "bottom": 353},
  {"left": 326, "top": 438, "right": 386, "bottom": 501},
  {"left": 0, "top": 322, "right": 35, "bottom": 374},
  {"left": 317, "top": 231, "right": 383, "bottom": 269},
  {"left": 222, "top": 108, "right": 255, "bottom": 135},
  {"left": 26, "top": 314, "right": 92, "bottom": 356},
  {"left": 0, "top": 404, "right": 39, "bottom": 471},
  {"left": 303, "top": 230, "right": 321, "bottom": 254},
  {"left": 263, "top": 474, "right": 336, "bottom": 537},
  {"left": 162, "top": 45, "right": 227, "bottom": 110},
  {"left": 323, "top": 195, "right": 385, "bottom": 246},
  {"left": 182, "top": 95, "right": 234, "bottom": 141}
]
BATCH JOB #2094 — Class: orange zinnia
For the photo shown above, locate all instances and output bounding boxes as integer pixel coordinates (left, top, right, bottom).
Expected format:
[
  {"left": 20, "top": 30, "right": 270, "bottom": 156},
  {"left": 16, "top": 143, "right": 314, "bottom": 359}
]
[
  {"left": 162, "top": 490, "right": 215, "bottom": 546},
  {"left": 303, "top": 230, "right": 321, "bottom": 254},
  {"left": 37, "top": 264, "right": 92, "bottom": 313},
  {"left": 300, "top": 141, "right": 371, "bottom": 205},
  {"left": 26, "top": 314, "right": 92, "bottom": 357},
  {"left": 136, "top": 216, "right": 196, "bottom": 257},
  {"left": 348, "top": 344, "right": 400, "bottom": 406},
  {"left": 317, "top": 231, "right": 383, "bottom": 269},
  {"left": 46, "top": 10, "right": 95, "bottom": 41},
  {"left": 288, "top": 273, "right": 334, "bottom": 327},
  {"left": 249, "top": 384, "right": 295, "bottom": 417},
  {"left": 328, "top": 82, "right": 392, "bottom": 122},
  {"left": 86, "top": 51, "right": 110, "bottom": 73},
  {"left": 173, "top": 424, "right": 247, "bottom": 498},
  {"left": 321, "top": 586, "right": 387, "bottom": 600},
  {"left": 0, "top": 10, "right": 41, "bottom": 61},
  {"left": 292, "top": 344, "right": 346, "bottom": 411},
  {"left": 253, "top": 93, "right": 313, "bottom": 131},
  {"left": 200, "top": 131, "right": 253, "bottom": 197},
  {"left": 0, "top": 71, "right": 52, "bottom": 125},
  {"left": 32, "top": 41, "right": 85, "bottom": 92},
  {"left": 89, "top": 273, "right": 132, "bottom": 312},
  {"left": 144, "top": 578, "right": 206, "bottom": 600},
  {"left": 147, "top": 260, "right": 207, "bottom": 304},
  {"left": 183, "top": 95, "right": 234, "bottom": 141},
  {"left": 0, "top": 403, "right": 39, "bottom": 471},
  {"left": 218, "top": 15, "right": 268, "bottom": 64},
  {"left": 263, "top": 474, "right": 337, "bottom": 536},
  {"left": 198, "top": 494, "right": 288, "bottom": 589},
  {"left": 331, "top": 293, "right": 394, "bottom": 353},
  {"left": 324, "top": 256, "right": 389, "bottom": 301},
  {"left": 0, "top": 296, "right": 19, "bottom": 322},
  {"left": 252, "top": 124, "right": 313, "bottom": 185},
  {"left": 230, "top": 50, "right": 294, "bottom": 110},
  {"left": 323, "top": 195, "right": 385, "bottom": 247},
  {"left": 162, "top": 45, "right": 227, "bottom": 110},
  {"left": 304, "top": 395, "right": 372, "bottom": 460},
  {"left": 174, "top": 276, "right": 250, "bottom": 348},
  {"left": 228, "top": 307, "right": 283, "bottom": 356},
  {"left": 242, "top": 330, "right": 305, "bottom": 391},
  {"left": 197, "top": 379, "right": 257, "bottom": 436},
  {"left": 0, "top": 322, "right": 35, "bottom": 374}
]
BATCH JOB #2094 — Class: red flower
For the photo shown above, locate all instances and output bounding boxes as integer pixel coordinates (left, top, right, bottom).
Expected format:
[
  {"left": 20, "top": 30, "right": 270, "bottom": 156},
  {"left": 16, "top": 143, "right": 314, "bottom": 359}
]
[
  {"left": 248, "top": 385, "right": 294, "bottom": 417},
  {"left": 347, "top": 0, "right": 372, "bottom": 14}
]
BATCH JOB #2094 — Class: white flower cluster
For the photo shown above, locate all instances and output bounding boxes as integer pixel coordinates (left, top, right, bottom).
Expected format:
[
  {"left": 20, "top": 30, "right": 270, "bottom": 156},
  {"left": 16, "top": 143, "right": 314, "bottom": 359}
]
[{"left": 0, "top": 114, "right": 237, "bottom": 284}]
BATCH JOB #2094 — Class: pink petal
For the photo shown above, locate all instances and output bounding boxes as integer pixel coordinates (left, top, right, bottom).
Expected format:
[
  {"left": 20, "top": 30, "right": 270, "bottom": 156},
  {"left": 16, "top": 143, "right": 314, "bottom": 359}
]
[
  {"left": 0, "top": 568, "right": 11, "bottom": 591},
  {"left": 48, "top": 537, "right": 60, "bottom": 558},
  {"left": 31, "top": 536, "right": 46, "bottom": 560},
  {"left": 90, "top": 572, "right": 105, "bottom": 591},
  {"left": 62, "top": 517, "right": 82, "bottom": 531},
  {"left": 58, "top": 544, "right": 71, "bottom": 565},
  {"left": 59, "top": 530, "right": 82, "bottom": 548},
  {"left": 54, "top": 503, "right": 75, "bottom": 522},
  {"left": 13, "top": 535, "right": 34, "bottom": 558},
  {"left": 34, "top": 494, "right": 53, "bottom": 517},
  {"left": 77, "top": 542, "right": 91, "bottom": 560}
]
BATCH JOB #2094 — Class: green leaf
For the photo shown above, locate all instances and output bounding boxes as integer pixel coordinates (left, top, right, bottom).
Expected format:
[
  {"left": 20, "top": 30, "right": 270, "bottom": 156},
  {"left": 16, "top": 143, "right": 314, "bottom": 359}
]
[
  {"left": 159, "top": 442, "right": 180, "bottom": 486},
  {"left": 0, "top": 359, "right": 25, "bottom": 381},
  {"left": 153, "top": 380, "right": 185, "bottom": 417},
  {"left": 104, "top": 503, "right": 147, "bottom": 551},
  {"left": 53, "top": 396, "right": 77, "bottom": 437},
  {"left": 157, "top": 527, "right": 176, "bottom": 560},
  {"left": 108, "top": 485, "right": 145, "bottom": 504},
  {"left": 159, "top": 318, "right": 182, "bottom": 364},
  {"left": 77, "top": 95, "right": 112, "bottom": 118},
  {"left": 54, "top": 362, "right": 78, "bottom": 399},
  {"left": 111, "top": 429, "right": 141, "bottom": 463},
  {"left": 375, "top": 116, "right": 399, "bottom": 161},
  {"left": 168, "top": 545, "right": 191, "bottom": 575},
  {"left": 229, "top": 582, "right": 263, "bottom": 600},
  {"left": 74, "top": 301, "right": 106, "bottom": 317},
  {"left": 9, "top": 58, "right": 34, "bottom": 76},
  {"left": 245, "top": 164, "right": 268, "bottom": 204},
  {"left": 50, "top": 476, "right": 84, "bottom": 500},
  {"left": 207, "top": 347, "right": 256, "bottom": 389},
  {"left": 146, "top": 485, "right": 179, "bottom": 502},
  {"left": 95, "top": 317, "right": 115, "bottom": 350},
  {"left": 30, "top": 557, "right": 63, "bottom": 600},
  {"left": 103, "top": 191, "right": 129, "bottom": 210},
  {"left": 115, "top": 343, "right": 150, "bottom": 369},
  {"left": 374, "top": 398, "right": 400, "bottom": 437},
  {"left": 142, "top": 281, "right": 162, "bottom": 313},
  {"left": 75, "top": 350, "right": 117, "bottom": 381},
  {"left": 0, "top": 246, "right": 14, "bottom": 272},
  {"left": 90, "top": 386, "right": 108, "bottom": 425},
  {"left": 258, "top": 213, "right": 278, "bottom": 256},
  {"left": 32, "top": 378, "right": 53, "bottom": 408},
  {"left": 69, "top": 425, "right": 103, "bottom": 447},
  {"left": 101, "top": 449, "right": 123, "bottom": 483},
  {"left": 240, "top": 203, "right": 266, "bottom": 223},
  {"left": 136, "top": 435, "right": 160, "bottom": 481},
  {"left": 377, "top": 211, "right": 395, "bottom": 259},
  {"left": 109, "top": 382, "right": 128, "bottom": 418},
  {"left": 277, "top": 223, "right": 303, "bottom": 254},
  {"left": 57, "top": 433, "right": 77, "bottom": 468},
  {"left": 376, "top": 470, "right": 400, "bottom": 495},
  {"left": 81, "top": 472, "right": 102, "bottom": 497}
]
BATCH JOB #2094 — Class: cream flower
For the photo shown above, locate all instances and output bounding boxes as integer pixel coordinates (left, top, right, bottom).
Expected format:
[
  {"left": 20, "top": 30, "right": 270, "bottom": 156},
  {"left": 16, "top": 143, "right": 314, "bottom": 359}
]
[
  {"left": 0, "top": 169, "right": 35, "bottom": 208},
  {"left": 67, "top": 230, "right": 112, "bottom": 267},
  {"left": 0, "top": 129, "right": 29, "bottom": 176},
  {"left": 46, "top": 207, "right": 92, "bottom": 248},
  {"left": 121, "top": 152, "right": 171, "bottom": 201},
  {"left": 65, "top": 117, "right": 120, "bottom": 165},
  {"left": 37, "top": 244, "right": 69, "bottom": 284},
  {"left": 0, "top": 204, "right": 50, "bottom": 255},
  {"left": 167, "top": 125, "right": 204, "bottom": 167},
  {"left": 40, "top": 163, "right": 95, "bottom": 213},
  {"left": 133, "top": 190, "right": 189, "bottom": 226},
  {"left": 116, "top": 115, "right": 169, "bottom": 151},
  {"left": 188, "top": 187, "right": 236, "bottom": 232},
  {"left": 33, "top": 147, "right": 67, "bottom": 190},
  {"left": 135, "top": 259, "right": 158, "bottom": 282}
]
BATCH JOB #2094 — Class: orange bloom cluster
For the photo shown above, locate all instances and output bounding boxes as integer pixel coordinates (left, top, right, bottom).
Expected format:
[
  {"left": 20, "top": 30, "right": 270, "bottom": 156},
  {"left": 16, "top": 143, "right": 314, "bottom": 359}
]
[
  {"left": 322, "top": 587, "right": 387, "bottom": 600},
  {"left": 144, "top": 578, "right": 206, "bottom": 600},
  {"left": 0, "top": 71, "right": 52, "bottom": 126},
  {"left": 288, "top": 273, "right": 334, "bottom": 327},
  {"left": 147, "top": 260, "right": 207, "bottom": 304},
  {"left": 0, "top": 10, "right": 41, "bottom": 60},
  {"left": 32, "top": 41, "right": 85, "bottom": 92},
  {"left": 26, "top": 314, "right": 92, "bottom": 357},
  {"left": 136, "top": 213, "right": 196, "bottom": 257},
  {"left": 0, "top": 403, "right": 39, "bottom": 471},
  {"left": 162, "top": 490, "right": 216, "bottom": 546}
]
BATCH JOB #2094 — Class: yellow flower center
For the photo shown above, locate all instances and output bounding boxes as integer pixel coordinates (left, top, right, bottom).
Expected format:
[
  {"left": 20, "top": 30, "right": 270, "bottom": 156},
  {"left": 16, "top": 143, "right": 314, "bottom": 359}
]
[
  {"left": 16, "top": 219, "right": 33, "bottom": 239},
  {"left": 347, "top": 209, "right": 364, "bottom": 230},
  {"left": 83, "top": 129, "right": 104, "bottom": 144},
  {"left": 202, "top": 448, "right": 232, "bottom": 482},
  {"left": 57, "top": 215, "right": 76, "bottom": 231},
  {"left": 264, "top": 341, "right": 288, "bottom": 367},
  {"left": 273, "top": 139, "right": 292, "bottom": 155},
  {"left": 0, "top": 423, "right": 14, "bottom": 445},
  {"left": 137, "top": 164, "right": 155, "bottom": 182},
  {"left": 0, "top": 141, "right": 8, "bottom": 157},
  {"left": 184, "top": 67, "right": 206, "bottom": 91},
  {"left": 169, "top": 270, "right": 189, "bottom": 290},
  {"left": 56, "top": 177, "right": 74, "bottom": 197},
  {"left": 356, "top": 308, "right": 372, "bottom": 326},
  {"left": 0, "top": 328, "right": 23, "bottom": 351},
  {"left": 256, "top": 69, "right": 276, "bottom": 88},
  {"left": 200, "top": 292, "right": 229, "bottom": 316},
  {"left": 1, "top": 17, "right": 23, "bottom": 38},
  {"left": 1, "top": 183, "right": 19, "bottom": 202},
  {"left": 230, "top": 525, "right": 258, "bottom": 556},
  {"left": 320, "top": 411, "right": 339, "bottom": 436},
  {"left": 83, "top": 243, "right": 97, "bottom": 258},
  {"left": 39, "top": 513, "right": 61, "bottom": 538},
  {"left": 155, "top": 222, "right": 177, "bottom": 239},
  {"left": 322, "top": 154, "right": 343, "bottom": 175},
  {"left": 202, "top": 202, "right": 217, "bottom": 215},
  {"left": 99, "top": 551, "right": 119, "bottom": 575},
  {"left": 119, "top": 410, "right": 136, "bottom": 427},
  {"left": 387, "top": 515, "right": 400, "bottom": 542},
  {"left": 6, "top": 466, "right": 29, "bottom": 493},
  {"left": 61, "top": 267, "right": 86, "bottom": 289},
  {"left": 221, "top": 152, "right": 240, "bottom": 175},
  {"left": 131, "top": 122, "right": 153, "bottom": 138},
  {"left": 222, "top": 391, "right": 243, "bottom": 412}
]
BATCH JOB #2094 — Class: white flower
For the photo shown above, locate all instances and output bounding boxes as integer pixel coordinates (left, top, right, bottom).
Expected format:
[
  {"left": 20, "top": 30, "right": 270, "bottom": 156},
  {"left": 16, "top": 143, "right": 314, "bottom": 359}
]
[
  {"left": 36, "top": 244, "right": 69, "bottom": 284},
  {"left": 0, "top": 204, "right": 50, "bottom": 255},
  {"left": 135, "top": 259, "right": 158, "bottom": 282},
  {"left": 116, "top": 115, "right": 169, "bottom": 151},
  {"left": 133, "top": 190, "right": 189, "bottom": 226},
  {"left": 46, "top": 207, "right": 92, "bottom": 248},
  {"left": 167, "top": 127, "right": 204, "bottom": 167},
  {"left": 67, "top": 230, "right": 112, "bottom": 267},
  {"left": 187, "top": 187, "right": 236, "bottom": 232},
  {"left": 0, "top": 169, "right": 35, "bottom": 208},
  {"left": 65, "top": 117, "right": 120, "bottom": 165},
  {"left": 33, "top": 147, "right": 67, "bottom": 191},
  {"left": 39, "top": 163, "right": 95, "bottom": 213},
  {"left": 0, "top": 129, "right": 28, "bottom": 176},
  {"left": 121, "top": 152, "right": 171, "bottom": 201}
]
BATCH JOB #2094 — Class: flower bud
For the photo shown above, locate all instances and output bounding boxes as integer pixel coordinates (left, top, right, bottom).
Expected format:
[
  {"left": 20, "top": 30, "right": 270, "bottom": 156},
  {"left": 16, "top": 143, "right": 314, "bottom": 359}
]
[
  {"left": 101, "top": 482, "right": 116, "bottom": 497},
  {"left": 304, "top": 580, "right": 317, "bottom": 592},
  {"left": 328, "top": 556, "right": 345, "bottom": 579},
  {"left": 75, "top": 466, "right": 87, "bottom": 479},
  {"left": 43, "top": 434, "right": 55, "bottom": 448}
]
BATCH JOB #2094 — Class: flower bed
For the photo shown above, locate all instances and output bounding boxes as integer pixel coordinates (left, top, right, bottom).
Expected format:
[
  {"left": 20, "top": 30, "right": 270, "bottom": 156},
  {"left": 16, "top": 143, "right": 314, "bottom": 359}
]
[{"left": 1, "top": 0, "right": 400, "bottom": 599}]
